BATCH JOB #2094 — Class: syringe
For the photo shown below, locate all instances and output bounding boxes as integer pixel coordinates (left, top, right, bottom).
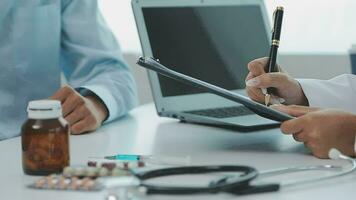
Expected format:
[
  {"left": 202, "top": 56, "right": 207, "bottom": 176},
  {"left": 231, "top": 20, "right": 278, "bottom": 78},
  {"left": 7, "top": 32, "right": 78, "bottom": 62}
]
[{"left": 91, "top": 154, "right": 191, "bottom": 166}]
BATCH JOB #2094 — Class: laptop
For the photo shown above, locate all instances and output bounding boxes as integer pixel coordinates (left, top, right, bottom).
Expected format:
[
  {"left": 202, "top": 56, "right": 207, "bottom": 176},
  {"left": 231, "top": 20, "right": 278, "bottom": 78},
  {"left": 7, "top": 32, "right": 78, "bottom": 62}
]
[{"left": 132, "top": 0, "right": 280, "bottom": 131}]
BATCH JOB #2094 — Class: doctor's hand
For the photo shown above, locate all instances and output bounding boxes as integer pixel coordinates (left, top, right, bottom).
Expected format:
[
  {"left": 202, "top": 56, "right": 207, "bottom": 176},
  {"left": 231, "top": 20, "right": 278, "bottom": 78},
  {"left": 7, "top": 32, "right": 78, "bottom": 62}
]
[
  {"left": 51, "top": 86, "right": 108, "bottom": 135},
  {"left": 272, "top": 104, "right": 356, "bottom": 158},
  {"left": 245, "top": 57, "right": 308, "bottom": 106}
]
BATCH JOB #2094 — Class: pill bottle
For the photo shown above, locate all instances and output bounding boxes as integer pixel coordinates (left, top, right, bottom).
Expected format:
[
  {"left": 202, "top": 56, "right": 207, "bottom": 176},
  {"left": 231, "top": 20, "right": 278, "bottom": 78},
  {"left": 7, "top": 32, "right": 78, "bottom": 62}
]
[{"left": 22, "top": 100, "right": 70, "bottom": 175}]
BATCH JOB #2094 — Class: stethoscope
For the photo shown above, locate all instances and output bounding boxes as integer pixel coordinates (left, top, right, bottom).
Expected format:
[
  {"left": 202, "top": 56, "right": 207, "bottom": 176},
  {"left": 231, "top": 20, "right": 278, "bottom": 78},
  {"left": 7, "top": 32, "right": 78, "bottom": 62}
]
[
  {"left": 104, "top": 148, "right": 356, "bottom": 198},
  {"left": 135, "top": 165, "right": 279, "bottom": 195}
]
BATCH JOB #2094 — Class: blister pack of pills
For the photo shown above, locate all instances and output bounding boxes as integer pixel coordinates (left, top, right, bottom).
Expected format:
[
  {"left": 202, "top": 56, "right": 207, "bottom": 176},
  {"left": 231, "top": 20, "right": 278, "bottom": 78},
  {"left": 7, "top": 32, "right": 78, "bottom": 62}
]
[
  {"left": 28, "top": 175, "right": 102, "bottom": 191},
  {"left": 28, "top": 161, "right": 144, "bottom": 191}
]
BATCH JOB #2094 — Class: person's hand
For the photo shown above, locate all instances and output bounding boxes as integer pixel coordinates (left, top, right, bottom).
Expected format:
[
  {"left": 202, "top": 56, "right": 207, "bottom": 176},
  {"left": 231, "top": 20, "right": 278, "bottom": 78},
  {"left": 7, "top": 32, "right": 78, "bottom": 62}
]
[
  {"left": 51, "top": 86, "right": 108, "bottom": 134},
  {"left": 272, "top": 104, "right": 356, "bottom": 158},
  {"left": 245, "top": 57, "right": 308, "bottom": 105}
]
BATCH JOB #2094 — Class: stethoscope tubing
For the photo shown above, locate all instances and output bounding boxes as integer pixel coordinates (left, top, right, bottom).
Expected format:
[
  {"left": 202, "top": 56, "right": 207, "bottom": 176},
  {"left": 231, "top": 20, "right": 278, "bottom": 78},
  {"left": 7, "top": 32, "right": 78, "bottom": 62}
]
[
  {"left": 258, "top": 165, "right": 342, "bottom": 178},
  {"left": 281, "top": 157, "right": 356, "bottom": 188},
  {"left": 134, "top": 165, "right": 261, "bottom": 195}
]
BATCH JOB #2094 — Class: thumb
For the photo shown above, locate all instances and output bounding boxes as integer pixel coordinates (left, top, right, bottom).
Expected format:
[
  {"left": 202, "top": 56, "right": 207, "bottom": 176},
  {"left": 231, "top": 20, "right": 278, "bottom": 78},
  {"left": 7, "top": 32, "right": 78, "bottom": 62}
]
[{"left": 271, "top": 104, "right": 319, "bottom": 117}]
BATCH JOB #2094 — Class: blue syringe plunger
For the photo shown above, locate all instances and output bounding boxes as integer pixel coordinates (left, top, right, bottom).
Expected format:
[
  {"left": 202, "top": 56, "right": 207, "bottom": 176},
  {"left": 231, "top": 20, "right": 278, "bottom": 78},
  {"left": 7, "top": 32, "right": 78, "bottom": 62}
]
[{"left": 104, "top": 154, "right": 141, "bottom": 161}]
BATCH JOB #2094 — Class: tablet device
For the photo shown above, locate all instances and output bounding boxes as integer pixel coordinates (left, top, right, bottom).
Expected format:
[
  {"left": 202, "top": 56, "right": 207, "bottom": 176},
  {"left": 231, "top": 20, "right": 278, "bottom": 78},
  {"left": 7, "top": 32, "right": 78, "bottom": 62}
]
[{"left": 137, "top": 57, "right": 294, "bottom": 122}]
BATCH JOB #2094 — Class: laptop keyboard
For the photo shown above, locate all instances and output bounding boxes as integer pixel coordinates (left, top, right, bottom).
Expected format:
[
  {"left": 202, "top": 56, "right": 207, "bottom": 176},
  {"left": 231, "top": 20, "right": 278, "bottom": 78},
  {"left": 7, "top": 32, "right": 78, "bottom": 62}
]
[{"left": 184, "top": 106, "right": 254, "bottom": 119}]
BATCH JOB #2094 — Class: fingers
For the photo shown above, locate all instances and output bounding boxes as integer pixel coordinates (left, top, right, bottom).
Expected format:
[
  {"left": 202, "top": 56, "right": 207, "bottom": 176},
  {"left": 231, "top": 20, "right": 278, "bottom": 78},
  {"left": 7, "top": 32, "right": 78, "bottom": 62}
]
[
  {"left": 246, "top": 58, "right": 285, "bottom": 104},
  {"left": 292, "top": 132, "right": 307, "bottom": 142},
  {"left": 246, "top": 87, "right": 285, "bottom": 105},
  {"left": 246, "top": 86, "right": 265, "bottom": 103},
  {"left": 247, "top": 80, "right": 285, "bottom": 103},
  {"left": 283, "top": 118, "right": 328, "bottom": 158},
  {"left": 245, "top": 72, "right": 255, "bottom": 82},
  {"left": 269, "top": 94, "right": 286, "bottom": 105},
  {"left": 271, "top": 104, "right": 319, "bottom": 117},
  {"left": 62, "top": 93, "right": 86, "bottom": 117},
  {"left": 64, "top": 105, "right": 87, "bottom": 126},
  {"left": 64, "top": 104, "right": 98, "bottom": 134},
  {"left": 247, "top": 57, "right": 269, "bottom": 76},
  {"left": 51, "top": 86, "right": 88, "bottom": 118},
  {"left": 280, "top": 118, "right": 304, "bottom": 134},
  {"left": 50, "top": 86, "right": 105, "bottom": 135},
  {"left": 245, "top": 72, "right": 288, "bottom": 89},
  {"left": 65, "top": 100, "right": 102, "bottom": 134},
  {"left": 51, "top": 86, "right": 75, "bottom": 103},
  {"left": 246, "top": 58, "right": 288, "bottom": 104},
  {"left": 71, "top": 120, "right": 88, "bottom": 135},
  {"left": 71, "top": 115, "right": 97, "bottom": 135}
]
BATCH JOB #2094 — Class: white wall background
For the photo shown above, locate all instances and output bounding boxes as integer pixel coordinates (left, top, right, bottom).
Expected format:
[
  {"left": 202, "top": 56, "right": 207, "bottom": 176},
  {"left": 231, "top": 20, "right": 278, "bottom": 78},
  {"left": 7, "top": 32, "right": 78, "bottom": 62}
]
[
  {"left": 99, "top": 0, "right": 140, "bottom": 53},
  {"left": 99, "top": 0, "right": 356, "bottom": 54}
]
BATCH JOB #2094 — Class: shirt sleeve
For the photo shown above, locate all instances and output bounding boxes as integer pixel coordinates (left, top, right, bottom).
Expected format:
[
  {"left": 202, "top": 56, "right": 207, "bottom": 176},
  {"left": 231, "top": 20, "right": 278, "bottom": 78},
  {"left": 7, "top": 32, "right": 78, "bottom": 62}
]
[
  {"left": 298, "top": 74, "right": 356, "bottom": 114},
  {"left": 60, "top": 0, "right": 138, "bottom": 122}
]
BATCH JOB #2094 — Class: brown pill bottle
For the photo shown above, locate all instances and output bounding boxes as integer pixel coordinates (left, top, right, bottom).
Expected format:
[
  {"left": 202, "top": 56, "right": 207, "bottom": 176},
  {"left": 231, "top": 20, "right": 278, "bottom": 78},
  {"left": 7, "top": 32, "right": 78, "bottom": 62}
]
[{"left": 22, "top": 100, "right": 70, "bottom": 175}]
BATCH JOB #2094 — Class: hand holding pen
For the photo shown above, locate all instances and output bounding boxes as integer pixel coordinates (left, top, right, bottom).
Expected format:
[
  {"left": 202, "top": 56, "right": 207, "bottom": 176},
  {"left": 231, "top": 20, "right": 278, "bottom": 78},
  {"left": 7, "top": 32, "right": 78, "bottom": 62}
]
[
  {"left": 263, "top": 6, "right": 284, "bottom": 106},
  {"left": 245, "top": 7, "right": 309, "bottom": 106}
]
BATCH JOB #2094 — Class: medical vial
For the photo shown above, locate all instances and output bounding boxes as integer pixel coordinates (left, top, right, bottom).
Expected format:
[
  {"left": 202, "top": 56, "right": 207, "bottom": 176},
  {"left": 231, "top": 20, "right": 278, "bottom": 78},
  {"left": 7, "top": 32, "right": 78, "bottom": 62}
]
[{"left": 22, "top": 100, "right": 70, "bottom": 175}]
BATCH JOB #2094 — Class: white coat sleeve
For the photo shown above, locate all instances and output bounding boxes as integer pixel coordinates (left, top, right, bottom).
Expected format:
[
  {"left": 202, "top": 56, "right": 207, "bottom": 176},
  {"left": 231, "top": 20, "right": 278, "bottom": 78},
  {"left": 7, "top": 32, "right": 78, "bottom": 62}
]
[{"left": 298, "top": 74, "right": 356, "bottom": 113}]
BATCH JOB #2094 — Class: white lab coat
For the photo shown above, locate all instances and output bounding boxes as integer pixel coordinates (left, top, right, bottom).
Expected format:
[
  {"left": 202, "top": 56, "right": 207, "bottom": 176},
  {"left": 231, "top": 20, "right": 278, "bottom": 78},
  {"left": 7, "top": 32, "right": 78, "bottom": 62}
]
[{"left": 298, "top": 74, "right": 356, "bottom": 153}]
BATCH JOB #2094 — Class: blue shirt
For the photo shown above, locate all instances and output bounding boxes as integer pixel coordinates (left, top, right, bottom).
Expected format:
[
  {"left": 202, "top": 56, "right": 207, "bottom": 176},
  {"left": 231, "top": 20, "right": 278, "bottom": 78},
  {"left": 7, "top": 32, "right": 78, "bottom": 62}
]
[{"left": 0, "top": 0, "right": 138, "bottom": 140}]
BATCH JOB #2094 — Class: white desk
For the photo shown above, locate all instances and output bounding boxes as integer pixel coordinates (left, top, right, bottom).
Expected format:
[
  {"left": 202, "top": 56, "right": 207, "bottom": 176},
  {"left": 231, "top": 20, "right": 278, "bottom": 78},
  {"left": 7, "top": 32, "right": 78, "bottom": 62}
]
[{"left": 1, "top": 103, "right": 355, "bottom": 200}]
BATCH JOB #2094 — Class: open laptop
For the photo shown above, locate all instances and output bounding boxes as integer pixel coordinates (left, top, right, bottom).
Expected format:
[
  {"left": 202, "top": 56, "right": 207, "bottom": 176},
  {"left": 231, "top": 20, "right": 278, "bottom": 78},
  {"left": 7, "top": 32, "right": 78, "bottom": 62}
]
[{"left": 132, "top": 0, "right": 280, "bottom": 130}]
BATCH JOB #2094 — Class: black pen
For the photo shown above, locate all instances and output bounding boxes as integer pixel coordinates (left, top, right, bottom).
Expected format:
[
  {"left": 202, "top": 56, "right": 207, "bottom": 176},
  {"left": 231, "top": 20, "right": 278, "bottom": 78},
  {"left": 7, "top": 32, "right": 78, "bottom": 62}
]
[{"left": 264, "top": 6, "right": 284, "bottom": 106}]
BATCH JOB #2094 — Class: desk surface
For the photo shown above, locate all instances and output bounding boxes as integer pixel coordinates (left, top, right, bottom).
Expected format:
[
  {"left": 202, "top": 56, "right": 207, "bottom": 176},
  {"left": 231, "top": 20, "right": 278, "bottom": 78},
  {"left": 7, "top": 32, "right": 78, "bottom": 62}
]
[{"left": 1, "top": 103, "right": 355, "bottom": 200}]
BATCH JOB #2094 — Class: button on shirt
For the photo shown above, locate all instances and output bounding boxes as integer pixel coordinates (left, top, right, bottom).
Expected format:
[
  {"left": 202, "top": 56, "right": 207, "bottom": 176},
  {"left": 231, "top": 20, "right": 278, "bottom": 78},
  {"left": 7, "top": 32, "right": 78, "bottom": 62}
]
[{"left": 0, "top": 0, "right": 137, "bottom": 140}]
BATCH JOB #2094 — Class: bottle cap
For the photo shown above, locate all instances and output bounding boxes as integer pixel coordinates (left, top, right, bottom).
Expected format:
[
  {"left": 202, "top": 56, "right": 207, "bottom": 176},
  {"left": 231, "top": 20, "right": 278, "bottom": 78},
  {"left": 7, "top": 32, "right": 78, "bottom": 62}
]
[{"left": 27, "top": 100, "right": 62, "bottom": 119}]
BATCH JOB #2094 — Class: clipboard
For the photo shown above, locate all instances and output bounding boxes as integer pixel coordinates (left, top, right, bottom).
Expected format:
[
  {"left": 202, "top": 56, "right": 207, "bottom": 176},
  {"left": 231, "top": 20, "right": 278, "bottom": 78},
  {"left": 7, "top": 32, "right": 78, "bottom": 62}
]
[{"left": 137, "top": 57, "right": 294, "bottom": 122}]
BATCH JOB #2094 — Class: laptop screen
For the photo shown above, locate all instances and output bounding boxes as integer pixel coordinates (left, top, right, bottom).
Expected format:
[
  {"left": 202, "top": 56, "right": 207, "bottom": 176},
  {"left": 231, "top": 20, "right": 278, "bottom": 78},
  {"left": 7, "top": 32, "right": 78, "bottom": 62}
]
[{"left": 143, "top": 5, "right": 270, "bottom": 97}]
